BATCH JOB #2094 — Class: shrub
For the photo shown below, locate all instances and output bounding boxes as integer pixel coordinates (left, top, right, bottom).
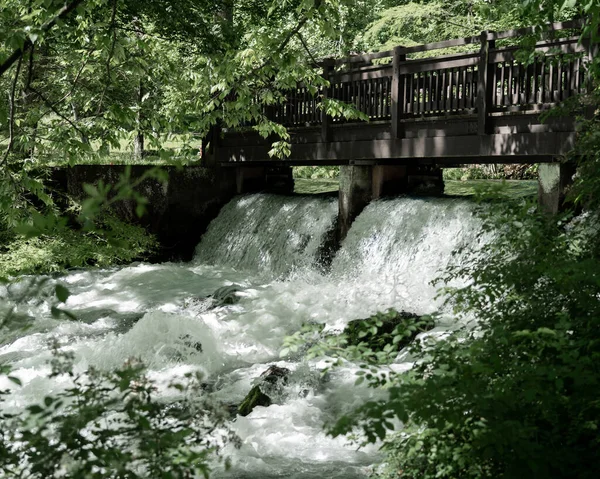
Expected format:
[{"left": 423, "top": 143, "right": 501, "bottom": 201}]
[
  {"left": 0, "top": 347, "right": 237, "bottom": 478},
  {"left": 0, "top": 216, "right": 157, "bottom": 277}
]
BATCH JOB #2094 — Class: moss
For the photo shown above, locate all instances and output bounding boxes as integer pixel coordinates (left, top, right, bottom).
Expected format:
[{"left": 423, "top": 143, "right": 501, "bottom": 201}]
[
  {"left": 237, "top": 385, "right": 272, "bottom": 417},
  {"left": 344, "top": 309, "right": 435, "bottom": 353},
  {"left": 0, "top": 216, "right": 157, "bottom": 278}
]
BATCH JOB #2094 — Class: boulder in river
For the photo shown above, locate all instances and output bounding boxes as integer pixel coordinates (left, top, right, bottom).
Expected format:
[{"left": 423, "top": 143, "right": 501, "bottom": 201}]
[
  {"left": 211, "top": 284, "right": 243, "bottom": 306},
  {"left": 344, "top": 309, "right": 435, "bottom": 352},
  {"left": 237, "top": 365, "right": 290, "bottom": 417}
]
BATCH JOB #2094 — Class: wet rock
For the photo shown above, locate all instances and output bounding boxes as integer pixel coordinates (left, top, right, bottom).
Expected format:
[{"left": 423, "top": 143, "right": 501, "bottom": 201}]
[
  {"left": 237, "top": 365, "right": 291, "bottom": 417},
  {"left": 344, "top": 309, "right": 435, "bottom": 352},
  {"left": 211, "top": 284, "right": 242, "bottom": 306}
]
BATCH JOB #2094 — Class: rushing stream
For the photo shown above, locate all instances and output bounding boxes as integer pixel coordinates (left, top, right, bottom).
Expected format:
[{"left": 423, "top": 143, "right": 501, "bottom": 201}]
[{"left": 0, "top": 193, "right": 488, "bottom": 478}]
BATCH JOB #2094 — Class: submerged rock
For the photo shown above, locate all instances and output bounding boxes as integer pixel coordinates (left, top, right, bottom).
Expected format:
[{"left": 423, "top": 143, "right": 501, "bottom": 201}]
[
  {"left": 344, "top": 309, "right": 435, "bottom": 352},
  {"left": 184, "top": 284, "right": 243, "bottom": 313},
  {"left": 237, "top": 365, "right": 290, "bottom": 417},
  {"left": 211, "top": 284, "right": 242, "bottom": 306}
]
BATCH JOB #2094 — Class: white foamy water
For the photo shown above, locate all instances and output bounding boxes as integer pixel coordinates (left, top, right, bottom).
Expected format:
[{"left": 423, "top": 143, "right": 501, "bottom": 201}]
[{"left": 0, "top": 194, "right": 485, "bottom": 478}]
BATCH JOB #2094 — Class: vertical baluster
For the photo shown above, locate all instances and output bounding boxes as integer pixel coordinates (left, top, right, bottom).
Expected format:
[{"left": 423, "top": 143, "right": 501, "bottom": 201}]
[
  {"left": 454, "top": 68, "right": 460, "bottom": 110},
  {"left": 565, "top": 59, "right": 574, "bottom": 99},
  {"left": 532, "top": 59, "right": 539, "bottom": 104},
  {"left": 499, "top": 62, "right": 505, "bottom": 107},
  {"left": 417, "top": 72, "right": 423, "bottom": 114},
  {"left": 433, "top": 71, "right": 439, "bottom": 112},
  {"left": 379, "top": 78, "right": 384, "bottom": 118},
  {"left": 506, "top": 60, "right": 513, "bottom": 106},
  {"left": 412, "top": 74, "right": 417, "bottom": 115},
  {"left": 555, "top": 60, "right": 562, "bottom": 103},
  {"left": 539, "top": 58, "right": 546, "bottom": 104},
  {"left": 444, "top": 69, "right": 450, "bottom": 112},
  {"left": 525, "top": 63, "right": 532, "bottom": 104},
  {"left": 516, "top": 63, "right": 522, "bottom": 105},
  {"left": 458, "top": 67, "right": 467, "bottom": 110},
  {"left": 368, "top": 79, "right": 373, "bottom": 118},
  {"left": 440, "top": 69, "right": 446, "bottom": 113},
  {"left": 548, "top": 61, "right": 554, "bottom": 103},
  {"left": 574, "top": 56, "right": 581, "bottom": 93}
]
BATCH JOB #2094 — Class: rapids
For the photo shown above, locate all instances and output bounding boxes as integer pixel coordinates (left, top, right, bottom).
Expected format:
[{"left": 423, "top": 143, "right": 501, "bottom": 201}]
[{"left": 0, "top": 193, "right": 487, "bottom": 478}]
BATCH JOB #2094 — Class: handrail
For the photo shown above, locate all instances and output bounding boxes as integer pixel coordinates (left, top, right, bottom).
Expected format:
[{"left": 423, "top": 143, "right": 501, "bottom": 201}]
[{"left": 333, "top": 18, "right": 585, "bottom": 67}]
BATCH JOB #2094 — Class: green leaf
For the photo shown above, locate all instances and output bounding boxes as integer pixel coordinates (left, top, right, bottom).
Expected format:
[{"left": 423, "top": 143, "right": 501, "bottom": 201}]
[{"left": 55, "top": 284, "right": 70, "bottom": 303}]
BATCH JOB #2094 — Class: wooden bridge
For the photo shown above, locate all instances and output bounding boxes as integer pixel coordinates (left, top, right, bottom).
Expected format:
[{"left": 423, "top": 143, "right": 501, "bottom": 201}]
[{"left": 209, "top": 19, "right": 593, "bottom": 168}]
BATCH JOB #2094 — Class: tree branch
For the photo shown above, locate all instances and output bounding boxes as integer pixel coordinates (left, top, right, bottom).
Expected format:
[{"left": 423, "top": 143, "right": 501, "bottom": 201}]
[
  {"left": 96, "top": 0, "right": 118, "bottom": 115},
  {"left": 29, "top": 86, "right": 87, "bottom": 138},
  {"left": 0, "top": 0, "right": 86, "bottom": 78},
  {"left": 297, "top": 32, "right": 321, "bottom": 68},
  {"left": 1, "top": 56, "right": 23, "bottom": 166}
]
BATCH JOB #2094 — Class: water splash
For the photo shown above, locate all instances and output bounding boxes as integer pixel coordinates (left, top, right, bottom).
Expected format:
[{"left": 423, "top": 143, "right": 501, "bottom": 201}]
[{"left": 1, "top": 193, "right": 487, "bottom": 478}]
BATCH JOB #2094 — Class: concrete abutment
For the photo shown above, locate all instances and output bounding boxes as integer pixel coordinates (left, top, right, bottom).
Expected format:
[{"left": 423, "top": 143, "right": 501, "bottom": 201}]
[
  {"left": 538, "top": 162, "right": 575, "bottom": 214},
  {"left": 337, "top": 164, "right": 444, "bottom": 242}
]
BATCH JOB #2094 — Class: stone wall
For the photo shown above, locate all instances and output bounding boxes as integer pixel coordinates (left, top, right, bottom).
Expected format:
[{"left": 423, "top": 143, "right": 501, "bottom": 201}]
[{"left": 51, "top": 165, "right": 238, "bottom": 261}]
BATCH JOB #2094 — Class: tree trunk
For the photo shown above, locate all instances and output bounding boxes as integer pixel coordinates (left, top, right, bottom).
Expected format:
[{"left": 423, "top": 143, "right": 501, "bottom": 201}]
[{"left": 133, "top": 80, "right": 144, "bottom": 160}]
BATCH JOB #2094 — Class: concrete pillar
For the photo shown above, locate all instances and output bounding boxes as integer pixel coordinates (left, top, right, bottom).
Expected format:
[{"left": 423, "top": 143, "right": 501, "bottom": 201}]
[
  {"left": 236, "top": 167, "right": 266, "bottom": 194},
  {"left": 338, "top": 165, "right": 373, "bottom": 242},
  {"left": 538, "top": 162, "right": 574, "bottom": 214},
  {"left": 265, "top": 166, "right": 294, "bottom": 194},
  {"left": 372, "top": 165, "right": 407, "bottom": 199}
]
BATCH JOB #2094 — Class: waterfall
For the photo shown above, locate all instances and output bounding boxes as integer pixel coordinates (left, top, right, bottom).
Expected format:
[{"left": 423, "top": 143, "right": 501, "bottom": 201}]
[
  {"left": 194, "top": 194, "right": 337, "bottom": 276},
  {"left": 1, "top": 193, "right": 487, "bottom": 479}
]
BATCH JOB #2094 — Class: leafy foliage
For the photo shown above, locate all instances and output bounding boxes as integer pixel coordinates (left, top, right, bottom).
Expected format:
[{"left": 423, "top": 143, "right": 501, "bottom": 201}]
[
  {"left": 0, "top": 346, "right": 238, "bottom": 478},
  {"left": 0, "top": 215, "right": 156, "bottom": 277}
]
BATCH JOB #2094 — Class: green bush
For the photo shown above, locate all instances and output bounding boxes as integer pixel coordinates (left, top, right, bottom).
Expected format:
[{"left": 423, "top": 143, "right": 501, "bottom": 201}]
[
  {"left": 328, "top": 197, "right": 600, "bottom": 479},
  {"left": 293, "top": 166, "right": 340, "bottom": 180},
  {"left": 0, "top": 216, "right": 157, "bottom": 278},
  {"left": 0, "top": 347, "right": 237, "bottom": 478}
]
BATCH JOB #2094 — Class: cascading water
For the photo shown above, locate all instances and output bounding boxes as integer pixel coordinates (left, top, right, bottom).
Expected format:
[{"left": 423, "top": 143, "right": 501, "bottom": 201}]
[{"left": 0, "top": 193, "right": 486, "bottom": 478}]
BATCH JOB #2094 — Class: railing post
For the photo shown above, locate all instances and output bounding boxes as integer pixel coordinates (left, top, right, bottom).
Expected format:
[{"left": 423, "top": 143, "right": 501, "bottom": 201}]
[
  {"left": 477, "top": 31, "right": 491, "bottom": 135},
  {"left": 321, "top": 58, "right": 335, "bottom": 143},
  {"left": 583, "top": 27, "right": 599, "bottom": 119},
  {"left": 391, "top": 46, "right": 406, "bottom": 139}
]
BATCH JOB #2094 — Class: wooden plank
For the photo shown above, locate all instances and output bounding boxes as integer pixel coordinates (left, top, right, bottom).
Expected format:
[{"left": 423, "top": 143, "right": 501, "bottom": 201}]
[
  {"left": 452, "top": 69, "right": 459, "bottom": 110},
  {"left": 532, "top": 60, "right": 539, "bottom": 103},
  {"left": 335, "top": 49, "right": 393, "bottom": 66},
  {"left": 525, "top": 63, "right": 533, "bottom": 104},
  {"left": 406, "top": 74, "right": 415, "bottom": 115},
  {"left": 489, "top": 37, "right": 584, "bottom": 63},
  {"left": 440, "top": 70, "right": 447, "bottom": 113},
  {"left": 545, "top": 61, "right": 556, "bottom": 103},
  {"left": 399, "top": 54, "right": 479, "bottom": 74},
  {"left": 461, "top": 66, "right": 468, "bottom": 109},
  {"left": 539, "top": 58, "right": 546, "bottom": 103},
  {"left": 565, "top": 59, "right": 574, "bottom": 99},
  {"left": 404, "top": 35, "right": 480, "bottom": 54},
  {"left": 555, "top": 60, "right": 562, "bottom": 102},
  {"left": 490, "top": 19, "right": 584, "bottom": 41},
  {"left": 499, "top": 62, "right": 506, "bottom": 106}
]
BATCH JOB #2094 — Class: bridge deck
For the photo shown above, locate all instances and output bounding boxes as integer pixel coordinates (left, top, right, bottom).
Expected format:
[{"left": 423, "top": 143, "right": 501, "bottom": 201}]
[{"left": 213, "top": 20, "right": 591, "bottom": 167}]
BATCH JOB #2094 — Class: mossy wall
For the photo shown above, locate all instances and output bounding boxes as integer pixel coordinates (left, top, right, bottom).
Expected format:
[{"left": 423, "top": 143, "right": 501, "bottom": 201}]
[{"left": 51, "top": 165, "right": 238, "bottom": 261}]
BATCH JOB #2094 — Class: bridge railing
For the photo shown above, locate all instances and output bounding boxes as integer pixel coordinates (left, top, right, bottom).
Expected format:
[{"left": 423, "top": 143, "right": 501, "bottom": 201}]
[{"left": 257, "top": 19, "right": 590, "bottom": 133}]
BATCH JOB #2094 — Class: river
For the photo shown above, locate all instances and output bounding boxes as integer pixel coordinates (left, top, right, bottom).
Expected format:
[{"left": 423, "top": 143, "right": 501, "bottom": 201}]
[{"left": 0, "top": 185, "right": 529, "bottom": 477}]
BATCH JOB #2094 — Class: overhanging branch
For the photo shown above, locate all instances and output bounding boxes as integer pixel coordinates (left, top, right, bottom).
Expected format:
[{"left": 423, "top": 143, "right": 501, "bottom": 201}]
[{"left": 0, "top": 0, "right": 86, "bottom": 78}]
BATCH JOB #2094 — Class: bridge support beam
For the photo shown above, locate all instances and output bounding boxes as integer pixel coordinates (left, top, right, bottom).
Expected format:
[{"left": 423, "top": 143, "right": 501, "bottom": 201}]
[
  {"left": 338, "top": 166, "right": 373, "bottom": 241},
  {"left": 339, "top": 164, "right": 445, "bottom": 241},
  {"left": 538, "top": 162, "right": 574, "bottom": 214}
]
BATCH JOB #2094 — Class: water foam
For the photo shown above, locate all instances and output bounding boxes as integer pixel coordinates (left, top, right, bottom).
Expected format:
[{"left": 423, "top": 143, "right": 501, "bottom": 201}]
[{"left": 1, "top": 193, "right": 486, "bottom": 478}]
